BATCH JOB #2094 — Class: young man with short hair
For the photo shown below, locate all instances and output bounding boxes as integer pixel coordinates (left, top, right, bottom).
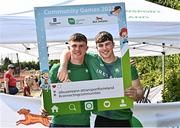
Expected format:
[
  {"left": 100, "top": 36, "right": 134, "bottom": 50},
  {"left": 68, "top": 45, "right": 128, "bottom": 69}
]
[
  {"left": 90, "top": 31, "right": 143, "bottom": 127},
  {"left": 48, "top": 33, "right": 91, "bottom": 127}
]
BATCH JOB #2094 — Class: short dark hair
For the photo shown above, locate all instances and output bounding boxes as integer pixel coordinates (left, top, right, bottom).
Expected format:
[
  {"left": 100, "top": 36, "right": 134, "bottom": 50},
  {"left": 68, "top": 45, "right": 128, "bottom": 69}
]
[
  {"left": 95, "top": 31, "right": 113, "bottom": 44},
  {"left": 68, "top": 33, "right": 87, "bottom": 44}
]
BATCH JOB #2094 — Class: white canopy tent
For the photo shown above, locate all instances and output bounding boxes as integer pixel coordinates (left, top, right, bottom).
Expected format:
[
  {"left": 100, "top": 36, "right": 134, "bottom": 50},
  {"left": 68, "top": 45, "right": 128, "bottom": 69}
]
[
  {"left": 0, "top": 1, "right": 180, "bottom": 127},
  {"left": 0, "top": 0, "right": 180, "bottom": 61}
]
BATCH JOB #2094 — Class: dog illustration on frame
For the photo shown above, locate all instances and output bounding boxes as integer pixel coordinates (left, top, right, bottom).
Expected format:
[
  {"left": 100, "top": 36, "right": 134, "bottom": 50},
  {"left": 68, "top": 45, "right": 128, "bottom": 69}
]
[
  {"left": 96, "top": 16, "right": 103, "bottom": 22},
  {"left": 16, "top": 108, "right": 51, "bottom": 127}
]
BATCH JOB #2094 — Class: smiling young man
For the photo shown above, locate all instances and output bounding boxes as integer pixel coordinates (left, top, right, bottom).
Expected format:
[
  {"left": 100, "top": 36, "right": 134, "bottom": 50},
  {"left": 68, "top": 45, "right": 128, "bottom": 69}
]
[
  {"left": 89, "top": 31, "right": 143, "bottom": 127},
  {"left": 58, "top": 31, "right": 143, "bottom": 127},
  {"left": 49, "top": 33, "right": 92, "bottom": 127}
]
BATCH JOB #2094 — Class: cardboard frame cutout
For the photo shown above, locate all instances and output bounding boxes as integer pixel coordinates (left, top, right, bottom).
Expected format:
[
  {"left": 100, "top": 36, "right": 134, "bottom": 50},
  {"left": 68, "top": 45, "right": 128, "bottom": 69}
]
[{"left": 35, "top": 2, "right": 132, "bottom": 115}]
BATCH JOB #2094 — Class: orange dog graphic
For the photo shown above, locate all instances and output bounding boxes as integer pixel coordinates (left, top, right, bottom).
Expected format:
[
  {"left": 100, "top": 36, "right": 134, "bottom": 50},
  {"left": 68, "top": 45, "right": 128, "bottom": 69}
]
[{"left": 16, "top": 108, "right": 51, "bottom": 127}]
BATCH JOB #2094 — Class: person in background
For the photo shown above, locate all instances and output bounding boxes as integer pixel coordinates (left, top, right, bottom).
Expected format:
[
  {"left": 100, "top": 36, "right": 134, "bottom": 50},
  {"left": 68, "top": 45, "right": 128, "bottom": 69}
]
[
  {"left": 23, "top": 76, "right": 32, "bottom": 97},
  {"left": 4, "top": 64, "right": 19, "bottom": 95},
  {"left": 33, "top": 75, "right": 40, "bottom": 91}
]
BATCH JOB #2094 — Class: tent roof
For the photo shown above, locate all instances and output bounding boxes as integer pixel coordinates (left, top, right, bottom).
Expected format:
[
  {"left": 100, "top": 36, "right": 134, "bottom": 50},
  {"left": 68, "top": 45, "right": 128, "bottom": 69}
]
[
  {"left": 1, "top": 0, "right": 180, "bottom": 22},
  {"left": 0, "top": 0, "right": 180, "bottom": 61}
]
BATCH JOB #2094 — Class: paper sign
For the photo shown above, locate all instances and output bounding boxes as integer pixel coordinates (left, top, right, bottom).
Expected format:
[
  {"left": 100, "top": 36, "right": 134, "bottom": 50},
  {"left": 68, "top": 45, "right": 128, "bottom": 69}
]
[{"left": 51, "top": 78, "right": 124, "bottom": 103}]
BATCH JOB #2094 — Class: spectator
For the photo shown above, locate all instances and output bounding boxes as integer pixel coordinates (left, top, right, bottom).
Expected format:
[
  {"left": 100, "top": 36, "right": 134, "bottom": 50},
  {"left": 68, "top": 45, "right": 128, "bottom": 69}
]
[
  {"left": 23, "top": 76, "right": 32, "bottom": 97},
  {"left": 4, "top": 64, "right": 19, "bottom": 95}
]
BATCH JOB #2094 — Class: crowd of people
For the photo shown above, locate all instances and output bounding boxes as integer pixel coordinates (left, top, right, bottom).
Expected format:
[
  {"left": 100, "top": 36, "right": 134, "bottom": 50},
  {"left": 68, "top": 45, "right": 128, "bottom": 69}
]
[{"left": 3, "top": 65, "right": 40, "bottom": 96}]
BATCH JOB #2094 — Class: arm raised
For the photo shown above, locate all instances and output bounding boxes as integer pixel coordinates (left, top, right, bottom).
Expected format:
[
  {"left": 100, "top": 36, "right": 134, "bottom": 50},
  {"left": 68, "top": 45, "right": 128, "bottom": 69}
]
[{"left": 57, "top": 49, "right": 71, "bottom": 82}]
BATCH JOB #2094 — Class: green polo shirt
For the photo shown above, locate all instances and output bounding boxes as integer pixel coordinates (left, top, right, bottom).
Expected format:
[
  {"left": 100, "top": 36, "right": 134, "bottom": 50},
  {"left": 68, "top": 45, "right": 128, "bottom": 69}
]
[
  {"left": 49, "top": 61, "right": 91, "bottom": 126},
  {"left": 85, "top": 53, "right": 138, "bottom": 120}
]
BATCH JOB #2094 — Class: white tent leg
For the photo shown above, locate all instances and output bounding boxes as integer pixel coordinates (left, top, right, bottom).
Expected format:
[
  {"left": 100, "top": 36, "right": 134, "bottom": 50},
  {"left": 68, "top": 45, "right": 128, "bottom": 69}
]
[
  {"left": 162, "top": 43, "right": 165, "bottom": 91},
  {"left": 162, "top": 54, "right": 165, "bottom": 87}
]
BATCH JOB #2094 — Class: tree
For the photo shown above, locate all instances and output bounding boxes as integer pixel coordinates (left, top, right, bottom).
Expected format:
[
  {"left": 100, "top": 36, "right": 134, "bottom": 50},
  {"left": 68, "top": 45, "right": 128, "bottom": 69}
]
[
  {"left": 135, "top": 56, "right": 162, "bottom": 87},
  {"left": 1, "top": 57, "right": 12, "bottom": 71},
  {"left": 146, "top": 0, "right": 180, "bottom": 10},
  {"left": 135, "top": 54, "right": 180, "bottom": 102},
  {"left": 162, "top": 54, "right": 180, "bottom": 102}
]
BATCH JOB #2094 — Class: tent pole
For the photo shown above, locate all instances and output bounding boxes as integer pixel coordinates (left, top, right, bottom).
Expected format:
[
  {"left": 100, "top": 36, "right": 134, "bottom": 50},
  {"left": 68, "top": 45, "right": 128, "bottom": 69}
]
[
  {"left": 16, "top": 53, "right": 21, "bottom": 75},
  {"left": 162, "top": 43, "right": 165, "bottom": 90}
]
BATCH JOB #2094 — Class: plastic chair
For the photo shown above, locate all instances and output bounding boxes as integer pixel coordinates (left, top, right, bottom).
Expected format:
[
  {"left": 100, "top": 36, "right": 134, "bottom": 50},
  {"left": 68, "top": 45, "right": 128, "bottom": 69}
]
[{"left": 137, "top": 86, "right": 151, "bottom": 103}]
